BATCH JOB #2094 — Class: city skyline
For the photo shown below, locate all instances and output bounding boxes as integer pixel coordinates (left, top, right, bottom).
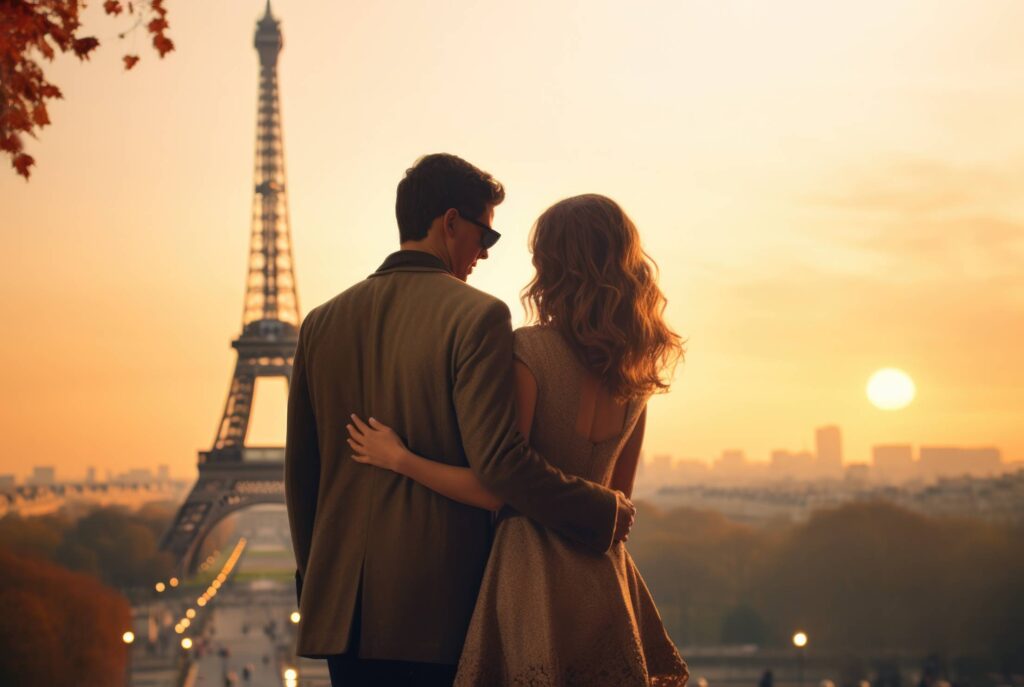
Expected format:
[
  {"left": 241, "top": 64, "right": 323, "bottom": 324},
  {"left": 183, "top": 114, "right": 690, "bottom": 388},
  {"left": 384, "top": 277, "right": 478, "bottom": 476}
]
[
  {"left": 3, "top": 426, "right": 1017, "bottom": 484},
  {"left": 2, "top": 1, "right": 1023, "bottom": 480}
]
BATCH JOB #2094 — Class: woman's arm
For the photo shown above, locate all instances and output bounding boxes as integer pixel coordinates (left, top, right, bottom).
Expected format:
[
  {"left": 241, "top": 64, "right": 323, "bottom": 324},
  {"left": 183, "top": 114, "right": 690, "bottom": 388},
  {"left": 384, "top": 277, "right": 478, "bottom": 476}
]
[
  {"left": 610, "top": 406, "right": 646, "bottom": 498},
  {"left": 346, "top": 415, "right": 503, "bottom": 511},
  {"left": 346, "top": 361, "right": 538, "bottom": 512}
]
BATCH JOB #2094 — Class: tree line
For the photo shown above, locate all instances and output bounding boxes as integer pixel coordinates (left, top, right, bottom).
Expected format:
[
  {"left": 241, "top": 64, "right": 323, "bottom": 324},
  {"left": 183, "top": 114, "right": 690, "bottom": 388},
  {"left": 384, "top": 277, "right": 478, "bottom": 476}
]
[
  {"left": 0, "top": 502, "right": 181, "bottom": 685},
  {"left": 0, "top": 501, "right": 177, "bottom": 589},
  {"left": 1, "top": 498, "right": 1021, "bottom": 684},
  {"left": 629, "top": 500, "right": 1024, "bottom": 682}
]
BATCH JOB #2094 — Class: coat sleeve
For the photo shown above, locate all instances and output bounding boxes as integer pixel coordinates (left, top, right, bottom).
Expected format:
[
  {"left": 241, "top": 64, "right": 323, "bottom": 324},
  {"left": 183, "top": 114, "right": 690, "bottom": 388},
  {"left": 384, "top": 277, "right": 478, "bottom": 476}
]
[
  {"left": 285, "top": 315, "right": 320, "bottom": 597},
  {"left": 453, "top": 300, "right": 619, "bottom": 553}
]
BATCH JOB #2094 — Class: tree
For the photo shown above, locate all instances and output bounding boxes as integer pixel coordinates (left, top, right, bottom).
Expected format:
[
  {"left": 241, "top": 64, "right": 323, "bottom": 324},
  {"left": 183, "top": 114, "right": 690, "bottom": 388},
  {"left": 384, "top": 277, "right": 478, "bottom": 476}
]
[
  {"left": 0, "top": 0, "right": 174, "bottom": 179},
  {"left": 0, "top": 548, "right": 131, "bottom": 686},
  {"left": 0, "top": 504, "right": 175, "bottom": 589}
]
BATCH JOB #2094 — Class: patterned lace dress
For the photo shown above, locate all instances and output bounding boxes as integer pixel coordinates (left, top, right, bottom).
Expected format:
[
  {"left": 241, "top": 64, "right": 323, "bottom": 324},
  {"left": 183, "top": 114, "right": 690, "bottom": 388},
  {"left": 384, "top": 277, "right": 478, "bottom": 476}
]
[{"left": 454, "top": 326, "right": 689, "bottom": 687}]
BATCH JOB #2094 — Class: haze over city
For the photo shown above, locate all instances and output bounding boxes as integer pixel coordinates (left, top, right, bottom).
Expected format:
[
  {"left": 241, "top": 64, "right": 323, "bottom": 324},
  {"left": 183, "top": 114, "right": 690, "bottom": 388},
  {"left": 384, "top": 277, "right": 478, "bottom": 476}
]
[{"left": 2, "top": 0, "right": 1023, "bottom": 483}]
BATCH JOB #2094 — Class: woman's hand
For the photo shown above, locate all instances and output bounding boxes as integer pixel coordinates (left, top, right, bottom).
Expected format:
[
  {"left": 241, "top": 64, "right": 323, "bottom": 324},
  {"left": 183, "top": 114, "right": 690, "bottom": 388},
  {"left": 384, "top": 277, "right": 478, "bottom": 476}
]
[{"left": 346, "top": 414, "right": 410, "bottom": 474}]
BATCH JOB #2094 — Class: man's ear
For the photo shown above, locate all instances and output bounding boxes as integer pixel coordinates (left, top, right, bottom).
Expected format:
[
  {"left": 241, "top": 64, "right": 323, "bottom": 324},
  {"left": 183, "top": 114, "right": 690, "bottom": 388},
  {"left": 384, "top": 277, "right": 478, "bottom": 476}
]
[{"left": 442, "top": 208, "right": 459, "bottom": 238}]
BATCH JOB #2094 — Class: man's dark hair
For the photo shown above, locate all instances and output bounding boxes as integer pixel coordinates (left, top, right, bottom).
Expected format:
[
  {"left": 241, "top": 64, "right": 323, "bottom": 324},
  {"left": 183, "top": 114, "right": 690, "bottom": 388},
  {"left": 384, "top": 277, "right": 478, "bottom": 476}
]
[{"left": 396, "top": 153, "right": 506, "bottom": 243}]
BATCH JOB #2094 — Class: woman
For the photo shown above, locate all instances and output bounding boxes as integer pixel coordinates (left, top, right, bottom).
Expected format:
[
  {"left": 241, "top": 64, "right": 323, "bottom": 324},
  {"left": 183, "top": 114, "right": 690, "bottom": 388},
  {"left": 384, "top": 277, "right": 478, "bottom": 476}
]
[{"left": 346, "top": 194, "right": 688, "bottom": 686}]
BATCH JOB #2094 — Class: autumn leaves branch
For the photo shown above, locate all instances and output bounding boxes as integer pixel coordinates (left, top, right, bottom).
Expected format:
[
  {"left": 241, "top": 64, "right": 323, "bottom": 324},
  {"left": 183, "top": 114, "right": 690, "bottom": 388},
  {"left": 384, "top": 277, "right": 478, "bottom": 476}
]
[{"left": 0, "top": 0, "right": 175, "bottom": 179}]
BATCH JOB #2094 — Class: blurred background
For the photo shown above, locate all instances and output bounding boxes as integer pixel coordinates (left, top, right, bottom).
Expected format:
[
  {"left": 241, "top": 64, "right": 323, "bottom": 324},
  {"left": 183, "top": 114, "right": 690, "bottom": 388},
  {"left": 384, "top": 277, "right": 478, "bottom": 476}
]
[{"left": 1, "top": 1, "right": 1021, "bottom": 685}]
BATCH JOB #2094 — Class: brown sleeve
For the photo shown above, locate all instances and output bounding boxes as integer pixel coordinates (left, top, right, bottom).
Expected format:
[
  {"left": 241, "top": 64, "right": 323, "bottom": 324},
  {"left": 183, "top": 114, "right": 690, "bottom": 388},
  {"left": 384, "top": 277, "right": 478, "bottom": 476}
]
[
  {"left": 453, "top": 300, "right": 618, "bottom": 553},
  {"left": 284, "top": 315, "right": 320, "bottom": 587}
]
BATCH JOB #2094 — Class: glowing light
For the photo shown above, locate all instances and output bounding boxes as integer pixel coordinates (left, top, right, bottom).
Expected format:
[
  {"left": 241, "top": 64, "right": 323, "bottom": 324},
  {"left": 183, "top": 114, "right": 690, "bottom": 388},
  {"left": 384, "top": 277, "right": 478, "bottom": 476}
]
[
  {"left": 867, "top": 368, "right": 916, "bottom": 410},
  {"left": 793, "top": 631, "right": 808, "bottom": 648},
  {"left": 186, "top": 609, "right": 196, "bottom": 619},
  {"left": 283, "top": 668, "right": 298, "bottom": 680},
  {"left": 290, "top": 611, "right": 301, "bottom": 624},
  {"left": 169, "top": 577, "right": 180, "bottom": 588},
  {"left": 197, "top": 597, "right": 208, "bottom": 607},
  {"left": 174, "top": 624, "right": 184, "bottom": 634},
  {"left": 181, "top": 637, "right": 193, "bottom": 650},
  {"left": 154, "top": 582, "right": 166, "bottom": 593},
  {"left": 122, "top": 631, "right": 135, "bottom": 644}
]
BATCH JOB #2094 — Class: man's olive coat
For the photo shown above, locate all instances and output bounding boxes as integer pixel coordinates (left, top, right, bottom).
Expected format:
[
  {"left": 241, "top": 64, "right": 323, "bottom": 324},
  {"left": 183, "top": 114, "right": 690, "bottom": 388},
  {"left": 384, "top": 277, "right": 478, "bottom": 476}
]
[{"left": 285, "top": 251, "right": 618, "bottom": 663}]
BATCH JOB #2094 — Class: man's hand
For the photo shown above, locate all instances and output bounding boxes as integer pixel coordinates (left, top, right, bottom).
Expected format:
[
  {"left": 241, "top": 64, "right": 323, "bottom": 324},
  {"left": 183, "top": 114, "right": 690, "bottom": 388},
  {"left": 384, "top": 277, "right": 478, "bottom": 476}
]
[{"left": 613, "top": 491, "right": 636, "bottom": 542}]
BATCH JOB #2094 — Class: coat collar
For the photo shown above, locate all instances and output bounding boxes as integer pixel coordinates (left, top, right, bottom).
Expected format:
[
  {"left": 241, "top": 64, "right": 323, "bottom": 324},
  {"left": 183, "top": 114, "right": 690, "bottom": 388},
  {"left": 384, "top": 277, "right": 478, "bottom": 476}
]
[{"left": 372, "top": 250, "right": 453, "bottom": 276}]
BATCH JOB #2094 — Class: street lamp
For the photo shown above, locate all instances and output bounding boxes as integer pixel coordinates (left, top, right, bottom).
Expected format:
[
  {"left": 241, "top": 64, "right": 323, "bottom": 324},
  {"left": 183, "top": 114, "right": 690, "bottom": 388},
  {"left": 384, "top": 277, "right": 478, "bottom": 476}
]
[
  {"left": 122, "top": 630, "right": 136, "bottom": 687},
  {"left": 792, "top": 631, "right": 809, "bottom": 687}
]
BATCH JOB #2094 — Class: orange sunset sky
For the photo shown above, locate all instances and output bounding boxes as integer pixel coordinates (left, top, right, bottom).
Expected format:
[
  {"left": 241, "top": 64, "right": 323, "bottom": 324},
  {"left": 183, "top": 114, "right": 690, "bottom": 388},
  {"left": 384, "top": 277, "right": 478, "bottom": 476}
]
[{"left": 2, "top": 0, "right": 1022, "bottom": 481}]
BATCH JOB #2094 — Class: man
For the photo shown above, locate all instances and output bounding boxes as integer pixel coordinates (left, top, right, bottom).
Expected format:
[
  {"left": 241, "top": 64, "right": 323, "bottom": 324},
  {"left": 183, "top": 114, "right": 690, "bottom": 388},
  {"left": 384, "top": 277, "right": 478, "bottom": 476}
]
[{"left": 285, "top": 153, "right": 634, "bottom": 686}]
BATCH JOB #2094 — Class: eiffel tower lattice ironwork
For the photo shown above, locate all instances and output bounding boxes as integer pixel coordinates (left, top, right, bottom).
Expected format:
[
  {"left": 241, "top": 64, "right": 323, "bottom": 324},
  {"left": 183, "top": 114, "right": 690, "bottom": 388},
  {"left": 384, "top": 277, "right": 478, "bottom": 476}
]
[{"left": 161, "top": 2, "right": 300, "bottom": 576}]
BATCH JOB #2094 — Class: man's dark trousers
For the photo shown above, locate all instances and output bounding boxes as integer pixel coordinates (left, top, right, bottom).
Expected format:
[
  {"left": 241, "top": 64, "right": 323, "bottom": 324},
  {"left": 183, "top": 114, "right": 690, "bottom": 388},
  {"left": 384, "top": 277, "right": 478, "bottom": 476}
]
[{"left": 326, "top": 654, "right": 456, "bottom": 687}]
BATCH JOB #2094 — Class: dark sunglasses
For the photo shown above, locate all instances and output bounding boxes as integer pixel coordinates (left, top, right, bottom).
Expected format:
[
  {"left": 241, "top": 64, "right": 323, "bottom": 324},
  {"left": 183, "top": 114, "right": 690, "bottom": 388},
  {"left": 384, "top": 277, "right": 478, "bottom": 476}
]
[{"left": 459, "top": 213, "right": 501, "bottom": 250}]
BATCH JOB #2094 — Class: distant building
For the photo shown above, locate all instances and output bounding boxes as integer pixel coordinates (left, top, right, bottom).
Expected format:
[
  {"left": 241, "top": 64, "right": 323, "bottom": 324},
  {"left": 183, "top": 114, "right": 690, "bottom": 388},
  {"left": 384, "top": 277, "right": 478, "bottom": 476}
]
[
  {"left": 0, "top": 474, "right": 15, "bottom": 491},
  {"left": 675, "top": 459, "right": 711, "bottom": 483},
  {"left": 919, "top": 447, "right": 1001, "bottom": 479},
  {"left": 85, "top": 466, "right": 97, "bottom": 484},
  {"left": 770, "top": 450, "right": 815, "bottom": 479},
  {"left": 157, "top": 464, "right": 170, "bottom": 483},
  {"left": 120, "top": 468, "right": 155, "bottom": 483},
  {"left": 715, "top": 450, "right": 747, "bottom": 472},
  {"left": 845, "top": 463, "right": 870, "bottom": 484},
  {"left": 815, "top": 425, "right": 843, "bottom": 477},
  {"left": 712, "top": 450, "right": 753, "bottom": 484},
  {"left": 645, "top": 454, "right": 675, "bottom": 486},
  {"left": 29, "top": 466, "right": 56, "bottom": 486},
  {"left": 873, "top": 445, "right": 915, "bottom": 483}
]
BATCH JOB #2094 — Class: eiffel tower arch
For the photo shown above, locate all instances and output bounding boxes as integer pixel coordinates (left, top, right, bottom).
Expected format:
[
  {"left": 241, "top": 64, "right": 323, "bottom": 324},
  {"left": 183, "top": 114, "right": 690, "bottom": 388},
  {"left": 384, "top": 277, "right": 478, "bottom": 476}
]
[{"left": 161, "top": 2, "right": 300, "bottom": 577}]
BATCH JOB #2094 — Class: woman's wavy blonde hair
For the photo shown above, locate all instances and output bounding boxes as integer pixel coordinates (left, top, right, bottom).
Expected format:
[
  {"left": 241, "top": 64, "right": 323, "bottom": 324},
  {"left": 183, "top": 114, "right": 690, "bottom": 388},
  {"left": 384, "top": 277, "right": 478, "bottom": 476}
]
[{"left": 521, "top": 194, "right": 684, "bottom": 400}]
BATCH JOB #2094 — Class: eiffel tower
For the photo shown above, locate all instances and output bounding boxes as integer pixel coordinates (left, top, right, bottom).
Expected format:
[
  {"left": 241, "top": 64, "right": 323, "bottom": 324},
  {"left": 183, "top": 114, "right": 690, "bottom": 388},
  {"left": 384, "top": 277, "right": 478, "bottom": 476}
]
[{"left": 161, "top": 1, "right": 300, "bottom": 576}]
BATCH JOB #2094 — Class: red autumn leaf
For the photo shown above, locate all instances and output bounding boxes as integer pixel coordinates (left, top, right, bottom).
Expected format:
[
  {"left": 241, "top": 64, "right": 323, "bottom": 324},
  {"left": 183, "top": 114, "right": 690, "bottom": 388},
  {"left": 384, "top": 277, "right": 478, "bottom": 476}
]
[
  {"left": 123, "top": 54, "right": 140, "bottom": 70},
  {"left": 32, "top": 104, "right": 50, "bottom": 127},
  {"left": 103, "top": 0, "right": 123, "bottom": 15},
  {"left": 5, "top": 106, "right": 31, "bottom": 132},
  {"left": 153, "top": 35, "right": 175, "bottom": 57},
  {"left": 147, "top": 18, "right": 168, "bottom": 34},
  {"left": 1, "top": 135, "right": 23, "bottom": 154},
  {"left": 72, "top": 37, "right": 100, "bottom": 59},
  {"left": 36, "top": 37, "right": 56, "bottom": 60},
  {"left": 14, "top": 153, "right": 35, "bottom": 179}
]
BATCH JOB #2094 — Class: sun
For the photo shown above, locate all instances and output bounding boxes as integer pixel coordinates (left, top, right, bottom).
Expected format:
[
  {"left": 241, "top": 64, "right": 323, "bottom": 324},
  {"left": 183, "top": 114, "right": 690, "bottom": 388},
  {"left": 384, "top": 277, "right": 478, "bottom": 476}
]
[{"left": 867, "top": 368, "right": 916, "bottom": 410}]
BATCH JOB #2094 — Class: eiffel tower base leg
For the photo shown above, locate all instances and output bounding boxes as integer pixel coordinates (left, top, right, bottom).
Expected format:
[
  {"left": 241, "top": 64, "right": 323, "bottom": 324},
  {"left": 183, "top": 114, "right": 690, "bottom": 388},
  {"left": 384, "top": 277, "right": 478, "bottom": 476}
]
[{"left": 159, "top": 456, "right": 286, "bottom": 578}]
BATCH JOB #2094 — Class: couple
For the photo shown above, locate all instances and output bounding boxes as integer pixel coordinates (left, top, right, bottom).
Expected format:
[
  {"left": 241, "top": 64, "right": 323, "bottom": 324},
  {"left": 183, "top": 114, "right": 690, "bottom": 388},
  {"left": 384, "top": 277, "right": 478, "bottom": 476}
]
[{"left": 284, "top": 153, "right": 688, "bottom": 687}]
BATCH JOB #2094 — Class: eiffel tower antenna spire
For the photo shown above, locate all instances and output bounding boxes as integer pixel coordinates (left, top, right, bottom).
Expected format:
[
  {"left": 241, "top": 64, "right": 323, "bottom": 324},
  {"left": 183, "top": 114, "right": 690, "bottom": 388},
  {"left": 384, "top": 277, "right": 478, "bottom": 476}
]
[
  {"left": 161, "top": 6, "right": 299, "bottom": 575},
  {"left": 248, "top": 0, "right": 296, "bottom": 330}
]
